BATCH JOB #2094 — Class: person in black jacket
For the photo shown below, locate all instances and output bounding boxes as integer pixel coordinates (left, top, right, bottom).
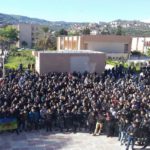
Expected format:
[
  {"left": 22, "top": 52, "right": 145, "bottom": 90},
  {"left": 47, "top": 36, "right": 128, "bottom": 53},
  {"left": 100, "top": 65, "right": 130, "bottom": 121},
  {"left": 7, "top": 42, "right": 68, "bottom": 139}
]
[
  {"left": 87, "top": 111, "right": 96, "bottom": 134},
  {"left": 72, "top": 109, "right": 78, "bottom": 133},
  {"left": 57, "top": 109, "right": 65, "bottom": 132},
  {"left": 126, "top": 122, "right": 138, "bottom": 150},
  {"left": 45, "top": 109, "right": 53, "bottom": 132},
  {"left": 141, "top": 121, "right": 150, "bottom": 150},
  {"left": 64, "top": 109, "right": 73, "bottom": 132}
]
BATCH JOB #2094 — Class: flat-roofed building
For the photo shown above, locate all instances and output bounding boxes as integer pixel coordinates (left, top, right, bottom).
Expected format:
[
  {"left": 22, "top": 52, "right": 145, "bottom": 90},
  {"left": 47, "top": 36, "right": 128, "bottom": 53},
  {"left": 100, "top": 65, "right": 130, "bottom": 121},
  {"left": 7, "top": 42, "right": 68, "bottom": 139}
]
[
  {"left": 131, "top": 37, "right": 150, "bottom": 53},
  {"left": 12, "top": 24, "right": 47, "bottom": 48},
  {"left": 33, "top": 50, "right": 106, "bottom": 74},
  {"left": 57, "top": 35, "right": 132, "bottom": 58}
]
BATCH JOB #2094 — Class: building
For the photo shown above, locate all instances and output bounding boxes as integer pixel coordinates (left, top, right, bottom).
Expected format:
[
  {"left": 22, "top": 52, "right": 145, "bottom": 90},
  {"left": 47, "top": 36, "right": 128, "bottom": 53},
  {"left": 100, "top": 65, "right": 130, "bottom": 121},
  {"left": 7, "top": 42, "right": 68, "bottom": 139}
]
[
  {"left": 131, "top": 37, "right": 150, "bottom": 53},
  {"left": 57, "top": 35, "right": 132, "bottom": 58},
  {"left": 33, "top": 50, "right": 106, "bottom": 74},
  {"left": 13, "top": 24, "right": 47, "bottom": 48}
]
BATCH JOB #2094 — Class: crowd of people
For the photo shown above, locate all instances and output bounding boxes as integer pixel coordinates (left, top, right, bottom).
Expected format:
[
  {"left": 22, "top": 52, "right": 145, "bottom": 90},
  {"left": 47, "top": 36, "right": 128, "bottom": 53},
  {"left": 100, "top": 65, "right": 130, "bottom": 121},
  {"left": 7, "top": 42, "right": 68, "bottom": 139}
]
[{"left": 0, "top": 63, "right": 150, "bottom": 150}]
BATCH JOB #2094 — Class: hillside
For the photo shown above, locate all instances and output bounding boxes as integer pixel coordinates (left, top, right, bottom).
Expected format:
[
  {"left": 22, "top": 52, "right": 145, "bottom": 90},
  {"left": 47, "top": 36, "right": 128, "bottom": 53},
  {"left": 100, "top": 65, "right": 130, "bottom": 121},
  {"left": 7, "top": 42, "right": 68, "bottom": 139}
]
[
  {"left": 1, "top": 13, "right": 150, "bottom": 36},
  {"left": 0, "top": 13, "right": 73, "bottom": 30}
]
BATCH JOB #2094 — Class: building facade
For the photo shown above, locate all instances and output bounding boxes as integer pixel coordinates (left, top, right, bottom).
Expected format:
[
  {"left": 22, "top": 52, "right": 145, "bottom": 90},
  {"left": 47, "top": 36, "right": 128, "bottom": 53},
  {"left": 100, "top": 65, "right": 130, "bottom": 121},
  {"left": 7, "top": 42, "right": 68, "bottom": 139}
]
[
  {"left": 33, "top": 50, "right": 106, "bottom": 74},
  {"left": 131, "top": 37, "right": 150, "bottom": 53},
  {"left": 57, "top": 35, "right": 132, "bottom": 58},
  {"left": 13, "top": 24, "right": 47, "bottom": 48}
]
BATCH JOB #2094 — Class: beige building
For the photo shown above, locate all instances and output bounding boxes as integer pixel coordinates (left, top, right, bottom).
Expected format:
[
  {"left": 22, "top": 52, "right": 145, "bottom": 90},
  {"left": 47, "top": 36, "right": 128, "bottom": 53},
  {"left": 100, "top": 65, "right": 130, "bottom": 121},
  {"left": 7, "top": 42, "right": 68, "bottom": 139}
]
[
  {"left": 33, "top": 50, "right": 106, "bottom": 74},
  {"left": 13, "top": 24, "right": 47, "bottom": 48},
  {"left": 57, "top": 35, "right": 132, "bottom": 58},
  {"left": 131, "top": 37, "right": 150, "bottom": 53}
]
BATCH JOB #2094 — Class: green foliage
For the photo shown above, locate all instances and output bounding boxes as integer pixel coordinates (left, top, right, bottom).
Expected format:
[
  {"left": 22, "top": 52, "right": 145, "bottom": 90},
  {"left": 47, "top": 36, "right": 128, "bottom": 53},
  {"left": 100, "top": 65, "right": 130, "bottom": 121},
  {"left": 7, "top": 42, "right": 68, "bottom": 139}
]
[
  {"left": 106, "top": 59, "right": 119, "bottom": 66},
  {"left": 5, "top": 50, "right": 35, "bottom": 69},
  {"left": 42, "top": 26, "right": 49, "bottom": 33},
  {"left": 116, "top": 26, "right": 123, "bottom": 35},
  {"left": 0, "top": 26, "right": 18, "bottom": 54},
  {"left": 82, "top": 28, "right": 90, "bottom": 35},
  {"left": 131, "top": 50, "right": 146, "bottom": 56},
  {"left": 35, "top": 27, "right": 56, "bottom": 50},
  {"left": 58, "top": 29, "right": 68, "bottom": 36},
  {"left": 146, "top": 48, "right": 150, "bottom": 56}
]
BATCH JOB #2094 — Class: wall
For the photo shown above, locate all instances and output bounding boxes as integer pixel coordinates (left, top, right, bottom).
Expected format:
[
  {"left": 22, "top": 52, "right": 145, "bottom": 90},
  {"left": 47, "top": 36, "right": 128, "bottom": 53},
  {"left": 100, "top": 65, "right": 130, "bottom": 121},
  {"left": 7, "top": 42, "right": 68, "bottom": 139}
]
[
  {"left": 37, "top": 52, "right": 106, "bottom": 74},
  {"left": 131, "top": 37, "right": 150, "bottom": 53},
  {"left": 57, "top": 36, "right": 81, "bottom": 50},
  {"left": 80, "top": 35, "right": 132, "bottom": 54},
  {"left": 85, "top": 42, "right": 125, "bottom": 53},
  {"left": 18, "top": 24, "right": 32, "bottom": 48}
]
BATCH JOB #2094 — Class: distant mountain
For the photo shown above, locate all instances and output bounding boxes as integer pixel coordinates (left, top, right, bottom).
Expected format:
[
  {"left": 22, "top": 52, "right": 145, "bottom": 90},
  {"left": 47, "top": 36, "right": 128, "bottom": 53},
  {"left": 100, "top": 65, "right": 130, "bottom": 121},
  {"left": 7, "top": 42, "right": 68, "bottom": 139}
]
[
  {"left": 0, "top": 13, "right": 76, "bottom": 30},
  {"left": 1, "top": 13, "right": 150, "bottom": 36}
]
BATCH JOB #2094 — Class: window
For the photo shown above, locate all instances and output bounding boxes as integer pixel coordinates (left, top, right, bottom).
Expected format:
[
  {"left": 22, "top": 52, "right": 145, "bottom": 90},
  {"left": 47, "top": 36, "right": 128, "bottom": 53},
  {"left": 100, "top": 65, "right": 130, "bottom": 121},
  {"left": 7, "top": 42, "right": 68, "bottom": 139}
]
[{"left": 124, "top": 44, "right": 128, "bottom": 53}]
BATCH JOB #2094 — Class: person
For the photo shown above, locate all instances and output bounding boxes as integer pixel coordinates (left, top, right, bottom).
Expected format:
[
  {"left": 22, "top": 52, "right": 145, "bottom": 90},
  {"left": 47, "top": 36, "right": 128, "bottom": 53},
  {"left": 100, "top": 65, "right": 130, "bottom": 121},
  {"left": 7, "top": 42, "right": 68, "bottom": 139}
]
[
  {"left": 106, "top": 112, "right": 115, "bottom": 137},
  {"left": 45, "top": 109, "right": 53, "bottom": 132},
  {"left": 57, "top": 109, "right": 65, "bottom": 132},
  {"left": 140, "top": 121, "right": 150, "bottom": 150},
  {"left": 126, "top": 122, "right": 138, "bottom": 150},
  {"left": 64, "top": 109, "right": 73, "bottom": 132},
  {"left": 118, "top": 116, "right": 125, "bottom": 141},
  {"left": 120, "top": 119, "right": 130, "bottom": 145},
  {"left": 0, "top": 64, "right": 149, "bottom": 145},
  {"left": 93, "top": 110, "right": 104, "bottom": 136},
  {"left": 87, "top": 111, "right": 96, "bottom": 134}
]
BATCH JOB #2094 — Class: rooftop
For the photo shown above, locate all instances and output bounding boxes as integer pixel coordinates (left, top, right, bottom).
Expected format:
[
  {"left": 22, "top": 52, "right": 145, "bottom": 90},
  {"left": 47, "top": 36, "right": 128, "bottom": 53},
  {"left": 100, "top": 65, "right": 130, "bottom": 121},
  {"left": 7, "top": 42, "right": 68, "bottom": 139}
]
[{"left": 38, "top": 50, "right": 104, "bottom": 54}]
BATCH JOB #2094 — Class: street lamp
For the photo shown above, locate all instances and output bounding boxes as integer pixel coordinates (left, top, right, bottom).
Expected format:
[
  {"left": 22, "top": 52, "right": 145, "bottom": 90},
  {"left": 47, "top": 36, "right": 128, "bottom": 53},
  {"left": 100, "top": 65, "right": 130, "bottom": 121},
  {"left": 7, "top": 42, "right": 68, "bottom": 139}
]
[
  {"left": 0, "top": 49, "right": 5, "bottom": 78},
  {"left": 1, "top": 55, "right": 5, "bottom": 78},
  {"left": 0, "top": 56, "right": 5, "bottom": 79}
]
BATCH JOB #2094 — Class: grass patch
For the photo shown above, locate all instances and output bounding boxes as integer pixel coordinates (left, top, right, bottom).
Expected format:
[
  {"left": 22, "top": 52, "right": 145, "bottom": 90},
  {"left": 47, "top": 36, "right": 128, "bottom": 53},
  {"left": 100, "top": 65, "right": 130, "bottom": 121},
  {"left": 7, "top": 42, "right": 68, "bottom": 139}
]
[
  {"left": 106, "top": 59, "right": 119, "bottom": 66},
  {"left": 106, "top": 59, "right": 141, "bottom": 72},
  {"left": 5, "top": 49, "right": 35, "bottom": 69}
]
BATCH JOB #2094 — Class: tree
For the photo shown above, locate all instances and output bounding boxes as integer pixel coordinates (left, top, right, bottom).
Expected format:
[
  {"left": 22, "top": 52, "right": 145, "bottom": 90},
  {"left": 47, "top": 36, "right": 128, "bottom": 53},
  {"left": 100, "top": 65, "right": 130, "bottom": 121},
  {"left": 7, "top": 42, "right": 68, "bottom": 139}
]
[
  {"left": 116, "top": 25, "right": 123, "bottom": 35},
  {"left": 101, "top": 25, "right": 112, "bottom": 35},
  {"left": 82, "top": 28, "right": 90, "bottom": 35},
  {"left": 0, "top": 26, "right": 18, "bottom": 54},
  {"left": 42, "top": 27, "right": 49, "bottom": 39},
  {"left": 42, "top": 27, "right": 49, "bottom": 33},
  {"left": 147, "top": 48, "right": 150, "bottom": 57},
  {"left": 35, "top": 27, "right": 56, "bottom": 50},
  {"left": 58, "top": 29, "right": 68, "bottom": 36}
]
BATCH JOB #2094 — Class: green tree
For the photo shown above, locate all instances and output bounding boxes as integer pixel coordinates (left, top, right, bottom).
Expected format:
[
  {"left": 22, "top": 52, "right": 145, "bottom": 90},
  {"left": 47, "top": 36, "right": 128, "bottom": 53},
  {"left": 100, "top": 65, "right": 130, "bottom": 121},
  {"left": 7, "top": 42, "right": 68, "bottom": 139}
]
[
  {"left": 101, "top": 25, "right": 111, "bottom": 35},
  {"left": 42, "top": 26, "right": 49, "bottom": 33},
  {"left": 0, "top": 26, "right": 18, "bottom": 54},
  {"left": 58, "top": 29, "right": 68, "bottom": 36},
  {"left": 35, "top": 27, "right": 56, "bottom": 50},
  {"left": 116, "top": 25, "right": 123, "bottom": 35},
  {"left": 82, "top": 28, "right": 90, "bottom": 35},
  {"left": 147, "top": 48, "right": 150, "bottom": 56}
]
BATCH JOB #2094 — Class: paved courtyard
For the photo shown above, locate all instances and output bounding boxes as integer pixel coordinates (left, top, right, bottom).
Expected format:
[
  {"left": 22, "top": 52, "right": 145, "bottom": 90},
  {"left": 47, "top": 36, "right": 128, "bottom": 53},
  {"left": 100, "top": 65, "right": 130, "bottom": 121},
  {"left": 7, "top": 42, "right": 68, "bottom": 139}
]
[{"left": 0, "top": 130, "right": 149, "bottom": 150}]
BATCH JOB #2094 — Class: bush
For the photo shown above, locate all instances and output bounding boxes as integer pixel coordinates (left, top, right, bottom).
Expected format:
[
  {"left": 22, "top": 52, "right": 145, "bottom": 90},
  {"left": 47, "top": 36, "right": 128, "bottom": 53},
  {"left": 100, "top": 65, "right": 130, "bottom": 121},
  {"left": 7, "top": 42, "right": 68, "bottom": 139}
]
[
  {"left": 147, "top": 48, "right": 150, "bottom": 57},
  {"left": 131, "top": 51, "right": 143, "bottom": 56}
]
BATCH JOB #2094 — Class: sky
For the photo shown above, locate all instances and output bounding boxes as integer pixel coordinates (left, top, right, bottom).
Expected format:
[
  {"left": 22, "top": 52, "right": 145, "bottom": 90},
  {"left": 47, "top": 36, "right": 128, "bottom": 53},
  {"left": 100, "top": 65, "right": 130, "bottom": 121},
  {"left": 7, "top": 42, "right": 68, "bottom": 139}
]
[{"left": 0, "top": 0, "right": 150, "bottom": 23}]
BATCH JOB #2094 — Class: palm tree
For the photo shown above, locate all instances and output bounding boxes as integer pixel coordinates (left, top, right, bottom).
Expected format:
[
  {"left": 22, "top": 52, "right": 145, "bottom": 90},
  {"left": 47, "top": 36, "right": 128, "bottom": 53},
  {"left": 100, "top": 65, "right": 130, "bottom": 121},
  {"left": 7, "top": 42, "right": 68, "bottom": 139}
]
[{"left": 35, "top": 26, "right": 56, "bottom": 50}]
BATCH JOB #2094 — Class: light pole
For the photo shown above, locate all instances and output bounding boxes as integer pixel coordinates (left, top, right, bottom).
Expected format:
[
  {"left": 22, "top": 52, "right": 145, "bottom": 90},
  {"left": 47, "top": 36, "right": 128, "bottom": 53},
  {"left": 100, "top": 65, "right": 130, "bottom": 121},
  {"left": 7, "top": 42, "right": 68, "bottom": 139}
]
[
  {"left": 0, "top": 55, "right": 5, "bottom": 79},
  {"left": 0, "top": 49, "right": 5, "bottom": 79},
  {"left": 2, "top": 55, "right": 5, "bottom": 78}
]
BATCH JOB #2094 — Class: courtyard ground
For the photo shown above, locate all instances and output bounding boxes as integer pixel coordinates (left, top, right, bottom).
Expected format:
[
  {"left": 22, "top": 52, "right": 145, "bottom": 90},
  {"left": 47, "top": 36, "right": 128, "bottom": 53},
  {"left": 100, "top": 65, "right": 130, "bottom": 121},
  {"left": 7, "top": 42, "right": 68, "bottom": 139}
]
[{"left": 0, "top": 130, "right": 149, "bottom": 150}]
